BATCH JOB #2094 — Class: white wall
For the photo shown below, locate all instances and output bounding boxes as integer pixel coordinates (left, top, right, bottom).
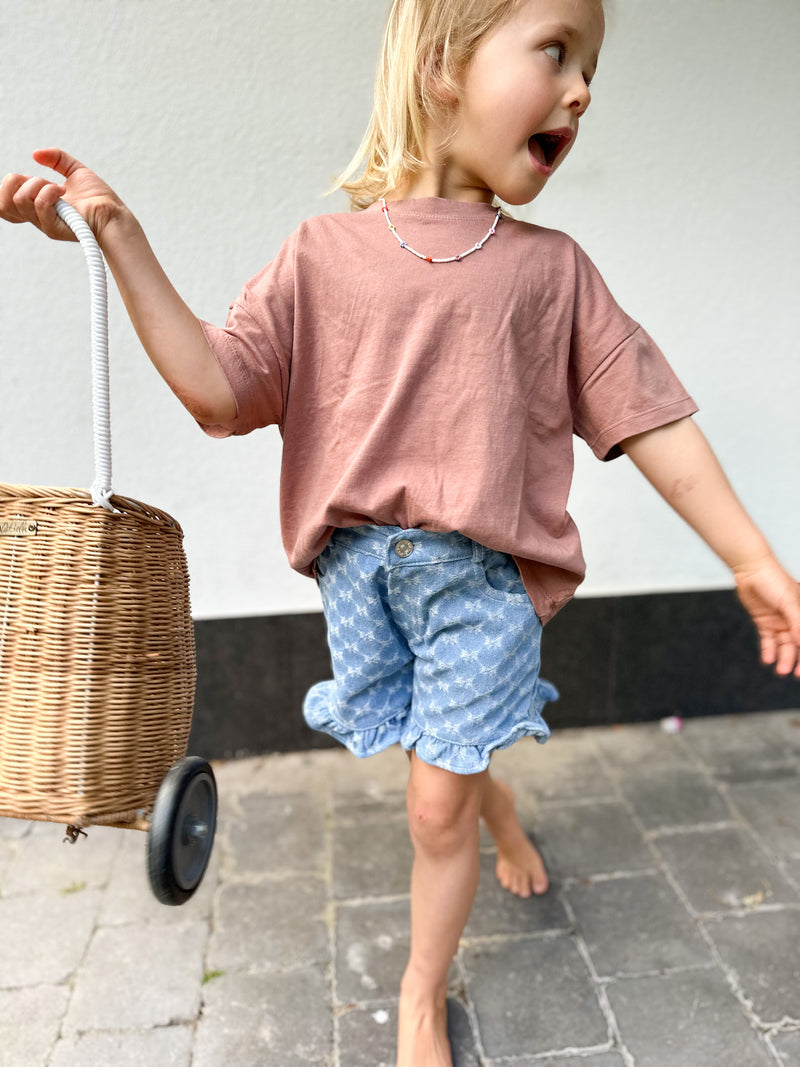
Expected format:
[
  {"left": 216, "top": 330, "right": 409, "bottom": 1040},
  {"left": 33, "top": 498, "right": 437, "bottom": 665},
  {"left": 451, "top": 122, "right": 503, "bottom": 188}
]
[{"left": 2, "top": 0, "right": 798, "bottom": 619}]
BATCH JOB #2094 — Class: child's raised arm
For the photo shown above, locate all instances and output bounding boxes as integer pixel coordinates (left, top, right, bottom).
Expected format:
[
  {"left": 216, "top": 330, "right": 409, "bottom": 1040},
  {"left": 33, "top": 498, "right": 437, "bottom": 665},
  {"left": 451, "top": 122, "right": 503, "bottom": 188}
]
[
  {"left": 0, "top": 149, "right": 236, "bottom": 426},
  {"left": 620, "top": 416, "right": 800, "bottom": 678}
]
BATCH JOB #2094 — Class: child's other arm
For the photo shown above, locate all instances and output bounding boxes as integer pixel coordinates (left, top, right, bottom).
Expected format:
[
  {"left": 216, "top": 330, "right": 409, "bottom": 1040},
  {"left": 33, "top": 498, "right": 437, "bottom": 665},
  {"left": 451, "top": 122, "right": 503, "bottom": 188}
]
[
  {"left": 620, "top": 416, "right": 800, "bottom": 678},
  {"left": 0, "top": 149, "right": 236, "bottom": 426}
]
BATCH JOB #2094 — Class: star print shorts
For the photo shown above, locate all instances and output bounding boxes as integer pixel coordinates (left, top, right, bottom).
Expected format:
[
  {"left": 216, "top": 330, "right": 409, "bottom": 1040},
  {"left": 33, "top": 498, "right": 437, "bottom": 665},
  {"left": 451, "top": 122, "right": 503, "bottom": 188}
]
[{"left": 302, "top": 526, "right": 558, "bottom": 775}]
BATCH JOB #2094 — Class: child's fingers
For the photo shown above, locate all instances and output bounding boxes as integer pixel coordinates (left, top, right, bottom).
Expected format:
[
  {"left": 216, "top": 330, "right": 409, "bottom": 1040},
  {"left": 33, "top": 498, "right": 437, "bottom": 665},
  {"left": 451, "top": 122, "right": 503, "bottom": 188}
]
[
  {"left": 12, "top": 175, "right": 46, "bottom": 220},
  {"left": 0, "top": 171, "right": 32, "bottom": 222},
  {"left": 0, "top": 172, "right": 74, "bottom": 240},
  {"left": 32, "top": 147, "right": 87, "bottom": 182},
  {"left": 9, "top": 175, "right": 74, "bottom": 239},
  {"left": 777, "top": 595, "right": 800, "bottom": 675},
  {"left": 787, "top": 595, "right": 800, "bottom": 648},
  {"left": 774, "top": 638, "right": 799, "bottom": 677},
  {"left": 760, "top": 632, "right": 777, "bottom": 668},
  {"left": 32, "top": 179, "right": 72, "bottom": 235}
]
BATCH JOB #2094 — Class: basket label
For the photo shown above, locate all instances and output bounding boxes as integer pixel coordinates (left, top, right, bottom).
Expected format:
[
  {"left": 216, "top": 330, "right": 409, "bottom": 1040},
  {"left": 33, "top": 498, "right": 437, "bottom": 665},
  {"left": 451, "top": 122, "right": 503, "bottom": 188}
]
[{"left": 0, "top": 519, "right": 38, "bottom": 537}]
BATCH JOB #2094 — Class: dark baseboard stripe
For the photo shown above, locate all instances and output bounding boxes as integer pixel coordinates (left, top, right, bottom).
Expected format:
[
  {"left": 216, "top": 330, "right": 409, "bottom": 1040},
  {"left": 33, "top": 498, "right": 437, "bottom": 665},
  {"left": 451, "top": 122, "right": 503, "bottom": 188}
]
[{"left": 188, "top": 589, "right": 799, "bottom": 760}]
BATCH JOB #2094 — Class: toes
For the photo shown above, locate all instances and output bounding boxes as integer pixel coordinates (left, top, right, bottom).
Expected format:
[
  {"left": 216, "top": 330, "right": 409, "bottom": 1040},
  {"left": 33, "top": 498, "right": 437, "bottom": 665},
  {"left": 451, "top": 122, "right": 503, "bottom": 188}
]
[
  {"left": 532, "top": 865, "right": 549, "bottom": 894},
  {"left": 496, "top": 860, "right": 511, "bottom": 890},
  {"left": 496, "top": 855, "right": 549, "bottom": 897},
  {"left": 530, "top": 865, "right": 549, "bottom": 895},
  {"left": 497, "top": 860, "right": 531, "bottom": 897}
]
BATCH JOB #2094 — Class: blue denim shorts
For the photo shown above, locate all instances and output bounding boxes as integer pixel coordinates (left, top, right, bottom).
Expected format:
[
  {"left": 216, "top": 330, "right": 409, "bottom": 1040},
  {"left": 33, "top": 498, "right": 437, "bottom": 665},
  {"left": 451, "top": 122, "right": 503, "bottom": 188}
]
[{"left": 303, "top": 526, "right": 558, "bottom": 775}]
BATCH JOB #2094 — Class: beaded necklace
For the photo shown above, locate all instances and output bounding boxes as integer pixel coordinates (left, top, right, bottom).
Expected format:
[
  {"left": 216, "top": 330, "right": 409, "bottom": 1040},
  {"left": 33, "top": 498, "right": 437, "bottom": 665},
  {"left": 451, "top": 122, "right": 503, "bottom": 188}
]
[{"left": 379, "top": 198, "right": 503, "bottom": 264}]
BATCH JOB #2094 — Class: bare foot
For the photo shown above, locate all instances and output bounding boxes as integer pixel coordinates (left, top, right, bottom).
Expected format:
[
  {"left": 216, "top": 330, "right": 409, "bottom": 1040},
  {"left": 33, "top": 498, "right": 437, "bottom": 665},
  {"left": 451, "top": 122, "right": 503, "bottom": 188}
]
[
  {"left": 396, "top": 979, "right": 453, "bottom": 1067},
  {"left": 481, "top": 778, "right": 549, "bottom": 897}
]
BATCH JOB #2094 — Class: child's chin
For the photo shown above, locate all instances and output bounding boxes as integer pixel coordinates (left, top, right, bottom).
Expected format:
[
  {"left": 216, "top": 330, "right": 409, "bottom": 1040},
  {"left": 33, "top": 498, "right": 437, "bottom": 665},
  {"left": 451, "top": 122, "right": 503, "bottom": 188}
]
[{"left": 500, "top": 185, "right": 547, "bottom": 208}]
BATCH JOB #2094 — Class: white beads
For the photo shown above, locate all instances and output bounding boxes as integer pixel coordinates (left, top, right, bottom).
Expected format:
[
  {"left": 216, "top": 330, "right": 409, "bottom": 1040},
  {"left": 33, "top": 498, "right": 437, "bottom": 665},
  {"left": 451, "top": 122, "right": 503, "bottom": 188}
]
[{"left": 379, "top": 199, "right": 503, "bottom": 264}]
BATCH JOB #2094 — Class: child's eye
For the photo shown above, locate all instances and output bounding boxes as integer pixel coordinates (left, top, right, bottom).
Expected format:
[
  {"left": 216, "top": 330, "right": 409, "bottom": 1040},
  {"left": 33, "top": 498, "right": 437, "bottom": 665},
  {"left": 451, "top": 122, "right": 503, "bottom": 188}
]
[{"left": 543, "top": 43, "right": 565, "bottom": 65}]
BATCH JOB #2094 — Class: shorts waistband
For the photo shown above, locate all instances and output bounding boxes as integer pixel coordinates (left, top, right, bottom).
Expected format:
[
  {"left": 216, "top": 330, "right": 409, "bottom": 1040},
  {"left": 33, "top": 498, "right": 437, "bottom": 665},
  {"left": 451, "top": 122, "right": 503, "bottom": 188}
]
[{"left": 330, "top": 526, "right": 485, "bottom": 566}]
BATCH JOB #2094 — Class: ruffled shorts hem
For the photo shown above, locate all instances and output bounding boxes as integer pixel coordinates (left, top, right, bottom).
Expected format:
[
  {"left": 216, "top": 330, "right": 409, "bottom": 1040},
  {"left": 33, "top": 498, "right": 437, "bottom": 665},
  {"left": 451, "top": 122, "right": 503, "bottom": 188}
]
[
  {"left": 303, "top": 679, "right": 559, "bottom": 775},
  {"left": 303, "top": 689, "right": 406, "bottom": 761},
  {"left": 401, "top": 720, "right": 550, "bottom": 775}
]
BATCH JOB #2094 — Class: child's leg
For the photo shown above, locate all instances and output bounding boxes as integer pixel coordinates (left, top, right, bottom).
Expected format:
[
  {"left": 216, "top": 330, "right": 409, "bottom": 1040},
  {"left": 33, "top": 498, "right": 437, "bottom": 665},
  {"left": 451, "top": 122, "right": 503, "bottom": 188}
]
[
  {"left": 480, "top": 774, "right": 549, "bottom": 897},
  {"left": 403, "top": 749, "right": 549, "bottom": 897},
  {"left": 397, "top": 751, "right": 487, "bottom": 1067}
]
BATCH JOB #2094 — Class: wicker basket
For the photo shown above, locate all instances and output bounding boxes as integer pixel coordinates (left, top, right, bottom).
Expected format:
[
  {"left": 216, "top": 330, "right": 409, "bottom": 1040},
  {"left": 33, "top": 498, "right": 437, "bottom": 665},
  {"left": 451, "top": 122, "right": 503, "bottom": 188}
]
[
  {"left": 0, "top": 201, "right": 196, "bottom": 832},
  {"left": 0, "top": 485, "right": 195, "bottom": 828}
]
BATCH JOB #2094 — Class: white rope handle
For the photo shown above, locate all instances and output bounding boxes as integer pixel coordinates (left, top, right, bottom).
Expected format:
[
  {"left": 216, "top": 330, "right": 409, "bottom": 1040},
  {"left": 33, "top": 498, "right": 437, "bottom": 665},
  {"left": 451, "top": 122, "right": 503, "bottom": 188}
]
[{"left": 54, "top": 199, "right": 116, "bottom": 512}]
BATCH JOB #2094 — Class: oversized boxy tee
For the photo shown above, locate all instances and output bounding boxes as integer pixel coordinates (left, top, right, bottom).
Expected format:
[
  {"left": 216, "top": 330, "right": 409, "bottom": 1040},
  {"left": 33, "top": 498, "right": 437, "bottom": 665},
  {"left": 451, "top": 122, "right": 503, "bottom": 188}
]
[{"left": 199, "top": 197, "right": 697, "bottom": 624}]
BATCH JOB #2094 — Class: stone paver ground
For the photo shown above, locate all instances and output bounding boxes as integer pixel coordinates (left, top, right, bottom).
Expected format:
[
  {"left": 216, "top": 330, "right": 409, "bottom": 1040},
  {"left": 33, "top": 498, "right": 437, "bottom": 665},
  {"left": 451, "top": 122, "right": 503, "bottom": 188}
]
[{"left": 1, "top": 708, "right": 799, "bottom": 1066}]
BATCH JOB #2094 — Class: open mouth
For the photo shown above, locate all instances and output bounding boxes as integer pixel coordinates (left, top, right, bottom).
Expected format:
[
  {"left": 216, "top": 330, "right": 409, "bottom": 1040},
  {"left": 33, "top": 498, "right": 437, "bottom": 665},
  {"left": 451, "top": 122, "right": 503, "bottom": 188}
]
[{"left": 528, "top": 128, "right": 573, "bottom": 171}]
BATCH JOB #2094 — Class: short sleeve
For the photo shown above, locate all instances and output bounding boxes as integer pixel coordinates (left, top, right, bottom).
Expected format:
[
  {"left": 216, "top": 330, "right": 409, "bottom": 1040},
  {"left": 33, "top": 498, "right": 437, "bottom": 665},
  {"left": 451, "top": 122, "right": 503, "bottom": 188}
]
[
  {"left": 197, "top": 230, "right": 298, "bottom": 438},
  {"left": 569, "top": 244, "right": 698, "bottom": 461}
]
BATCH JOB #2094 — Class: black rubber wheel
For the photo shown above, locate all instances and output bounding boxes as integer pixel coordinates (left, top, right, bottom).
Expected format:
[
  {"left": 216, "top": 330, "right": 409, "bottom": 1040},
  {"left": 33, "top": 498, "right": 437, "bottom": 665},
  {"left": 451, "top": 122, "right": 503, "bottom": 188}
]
[{"left": 147, "top": 756, "right": 217, "bottom": 906}]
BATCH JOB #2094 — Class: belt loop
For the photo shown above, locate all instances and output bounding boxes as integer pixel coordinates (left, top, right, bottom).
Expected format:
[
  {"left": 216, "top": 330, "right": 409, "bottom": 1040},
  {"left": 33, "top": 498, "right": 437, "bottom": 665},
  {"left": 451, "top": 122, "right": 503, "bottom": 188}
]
[{"left": 472, "top": 540, "right": 484, "bottom": 564}]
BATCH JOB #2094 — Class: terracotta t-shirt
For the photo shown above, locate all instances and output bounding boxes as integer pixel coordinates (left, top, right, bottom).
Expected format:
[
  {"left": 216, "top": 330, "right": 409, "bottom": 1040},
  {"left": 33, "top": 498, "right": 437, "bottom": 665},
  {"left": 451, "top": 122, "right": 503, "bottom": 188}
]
[{"left": 199, "top": 197, "right": 697, "bottom": 623}]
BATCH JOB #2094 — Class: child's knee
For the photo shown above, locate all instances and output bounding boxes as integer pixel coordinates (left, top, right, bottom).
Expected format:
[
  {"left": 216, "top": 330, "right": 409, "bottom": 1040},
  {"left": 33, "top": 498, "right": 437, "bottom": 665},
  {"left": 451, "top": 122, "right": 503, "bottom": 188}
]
[
  {"left": 407, "top": 798, "right": 477, "bottom": 854},
  {"left": 406, "top": 757, "right": 484, "bottom": 853}
]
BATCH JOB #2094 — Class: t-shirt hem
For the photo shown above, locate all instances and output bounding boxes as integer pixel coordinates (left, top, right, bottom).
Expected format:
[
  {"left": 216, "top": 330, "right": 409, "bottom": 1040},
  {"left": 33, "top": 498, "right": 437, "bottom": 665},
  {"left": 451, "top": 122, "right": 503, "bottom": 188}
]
[
  {"left": 588, "top": 397, "right": 699, "bottom": 462},
  {"left": 196, "top": 318, "right": 256, "bottom": 438}
]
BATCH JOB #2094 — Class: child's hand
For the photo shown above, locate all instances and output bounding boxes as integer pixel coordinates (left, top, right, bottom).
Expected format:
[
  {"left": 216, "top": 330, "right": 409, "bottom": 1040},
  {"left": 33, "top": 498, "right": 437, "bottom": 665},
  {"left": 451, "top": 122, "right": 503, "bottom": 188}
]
[
  {"left": 733, "top": 556, "right": 800, "bottom": 678},
  {"left": 0, "top": 148, "right": 126, "bottom": 243}
]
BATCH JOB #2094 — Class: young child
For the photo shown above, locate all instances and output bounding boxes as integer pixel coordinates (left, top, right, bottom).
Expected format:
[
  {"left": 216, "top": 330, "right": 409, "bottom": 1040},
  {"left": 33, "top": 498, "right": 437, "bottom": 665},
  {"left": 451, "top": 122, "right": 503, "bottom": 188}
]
[{"left": 3, "top": 1, "right": 799, "bottom": 1063}]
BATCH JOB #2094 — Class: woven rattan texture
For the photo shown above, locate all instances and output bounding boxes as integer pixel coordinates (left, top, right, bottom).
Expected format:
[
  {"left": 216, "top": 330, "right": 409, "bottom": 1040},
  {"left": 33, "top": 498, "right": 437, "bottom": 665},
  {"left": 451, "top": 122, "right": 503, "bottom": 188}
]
[{"left": 0, "top": 485, "right": 196, "bottom": 828}]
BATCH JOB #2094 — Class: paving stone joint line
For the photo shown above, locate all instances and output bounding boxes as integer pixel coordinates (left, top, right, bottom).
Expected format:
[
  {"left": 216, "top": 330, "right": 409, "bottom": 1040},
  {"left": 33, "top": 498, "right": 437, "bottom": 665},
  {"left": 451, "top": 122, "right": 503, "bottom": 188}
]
[{"left": 1, "top": 709, "right": 799, "bottom": 1066}]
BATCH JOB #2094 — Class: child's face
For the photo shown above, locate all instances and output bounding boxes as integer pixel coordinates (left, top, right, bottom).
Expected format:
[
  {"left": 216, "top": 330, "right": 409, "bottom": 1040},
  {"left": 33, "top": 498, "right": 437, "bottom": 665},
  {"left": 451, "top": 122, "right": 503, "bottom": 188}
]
[{"left": 440, "top": 0, "right": 604, "bottom": 204}]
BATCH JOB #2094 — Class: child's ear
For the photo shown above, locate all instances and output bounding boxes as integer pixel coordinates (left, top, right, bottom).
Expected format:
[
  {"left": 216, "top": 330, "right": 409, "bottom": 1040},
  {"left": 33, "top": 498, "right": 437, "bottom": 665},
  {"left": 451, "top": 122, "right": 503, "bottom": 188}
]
[{"left": 421, "top": 45, "right": 459, "bottom": 107}]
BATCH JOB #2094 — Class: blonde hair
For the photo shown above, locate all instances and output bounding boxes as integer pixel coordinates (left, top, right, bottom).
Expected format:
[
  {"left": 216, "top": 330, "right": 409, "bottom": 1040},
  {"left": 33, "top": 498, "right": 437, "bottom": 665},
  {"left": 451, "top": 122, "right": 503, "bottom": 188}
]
[{"left": 331, "top": 0, "right": 523, "bottom": 210}]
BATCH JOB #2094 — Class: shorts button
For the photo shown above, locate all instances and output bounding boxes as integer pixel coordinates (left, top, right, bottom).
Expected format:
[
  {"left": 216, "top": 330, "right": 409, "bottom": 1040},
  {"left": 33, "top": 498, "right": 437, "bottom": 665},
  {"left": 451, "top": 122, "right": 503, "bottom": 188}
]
[{"left": 395, "top": 539, "right": 414, "bottom": 558}]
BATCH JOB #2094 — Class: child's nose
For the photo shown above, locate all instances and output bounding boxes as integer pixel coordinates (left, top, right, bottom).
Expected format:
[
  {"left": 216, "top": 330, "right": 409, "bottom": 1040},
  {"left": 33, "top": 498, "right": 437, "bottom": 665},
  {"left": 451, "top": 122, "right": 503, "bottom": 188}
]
[{"left": 565, "top": 76, "right": 592, "bottom": 117}]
